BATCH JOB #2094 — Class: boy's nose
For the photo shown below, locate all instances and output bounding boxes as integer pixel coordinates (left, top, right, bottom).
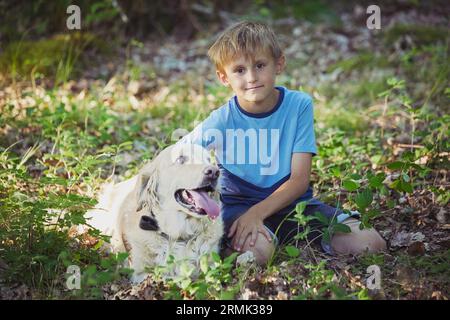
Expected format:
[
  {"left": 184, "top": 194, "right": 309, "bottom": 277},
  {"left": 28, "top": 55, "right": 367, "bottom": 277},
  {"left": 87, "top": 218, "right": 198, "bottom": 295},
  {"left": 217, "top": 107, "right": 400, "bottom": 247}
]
[{"left": 247, "top": 70, "right": 258, "bottom": 83}]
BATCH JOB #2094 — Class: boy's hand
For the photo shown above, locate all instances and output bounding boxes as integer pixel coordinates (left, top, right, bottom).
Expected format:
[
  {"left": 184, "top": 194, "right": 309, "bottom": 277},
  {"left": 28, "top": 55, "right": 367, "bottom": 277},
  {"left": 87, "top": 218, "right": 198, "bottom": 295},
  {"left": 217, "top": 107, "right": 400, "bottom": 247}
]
[{"left": 228, "top": 207, "right": 272, "bottom": 252}]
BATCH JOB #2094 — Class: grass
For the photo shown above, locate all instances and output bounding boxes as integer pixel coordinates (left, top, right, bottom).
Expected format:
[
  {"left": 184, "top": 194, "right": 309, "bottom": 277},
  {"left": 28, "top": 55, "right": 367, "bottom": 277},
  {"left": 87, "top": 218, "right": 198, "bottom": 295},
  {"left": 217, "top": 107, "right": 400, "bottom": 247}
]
[
  {"left": 0, "top": 32, "right": 110, "bottom": 85},
  {"left": 383, "top": 24, "right": 449, "bottom": 47}
]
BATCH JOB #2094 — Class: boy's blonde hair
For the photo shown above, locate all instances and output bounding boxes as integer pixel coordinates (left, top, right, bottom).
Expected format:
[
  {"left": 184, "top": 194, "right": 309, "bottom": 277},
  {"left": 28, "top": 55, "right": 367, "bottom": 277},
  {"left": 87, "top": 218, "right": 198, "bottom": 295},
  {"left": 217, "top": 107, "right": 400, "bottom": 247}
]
[{"left": 208, "top": 21, "right": 283, "bottom": 72}]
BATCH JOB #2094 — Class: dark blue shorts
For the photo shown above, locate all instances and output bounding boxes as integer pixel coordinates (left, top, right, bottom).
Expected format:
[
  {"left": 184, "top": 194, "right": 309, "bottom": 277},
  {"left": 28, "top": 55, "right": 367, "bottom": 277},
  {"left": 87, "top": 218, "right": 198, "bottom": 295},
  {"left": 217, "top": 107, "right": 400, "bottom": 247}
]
[{"left": 223, "top": 201, "right": 360, "bottom": 254}]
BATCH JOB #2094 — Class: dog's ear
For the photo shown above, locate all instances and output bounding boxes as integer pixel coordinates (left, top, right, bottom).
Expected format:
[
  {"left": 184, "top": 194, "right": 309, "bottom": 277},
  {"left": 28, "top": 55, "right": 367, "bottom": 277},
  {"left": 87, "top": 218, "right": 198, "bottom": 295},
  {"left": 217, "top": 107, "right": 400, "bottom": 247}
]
[{"left": 136, "top": 164, "right": 159, "bottom": 212}]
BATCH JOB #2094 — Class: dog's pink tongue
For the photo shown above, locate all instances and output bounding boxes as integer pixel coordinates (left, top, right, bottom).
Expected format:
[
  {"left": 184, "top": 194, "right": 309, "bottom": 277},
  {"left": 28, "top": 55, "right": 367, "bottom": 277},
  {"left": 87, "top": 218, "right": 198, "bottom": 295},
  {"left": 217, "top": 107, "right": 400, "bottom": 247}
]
[{"left": 189, "top": 190, "right": 220, "bottom": 219}]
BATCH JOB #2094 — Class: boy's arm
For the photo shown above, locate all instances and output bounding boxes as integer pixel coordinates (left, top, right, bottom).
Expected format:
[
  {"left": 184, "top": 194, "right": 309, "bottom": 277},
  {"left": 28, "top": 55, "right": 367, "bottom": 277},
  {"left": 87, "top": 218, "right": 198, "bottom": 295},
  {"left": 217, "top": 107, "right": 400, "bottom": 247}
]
[
  {"left": 254, "top": 152, "right": 312, "bottom": 217},
  {"left": 229, "top": 152, "right": 312, "bottom": 250}
]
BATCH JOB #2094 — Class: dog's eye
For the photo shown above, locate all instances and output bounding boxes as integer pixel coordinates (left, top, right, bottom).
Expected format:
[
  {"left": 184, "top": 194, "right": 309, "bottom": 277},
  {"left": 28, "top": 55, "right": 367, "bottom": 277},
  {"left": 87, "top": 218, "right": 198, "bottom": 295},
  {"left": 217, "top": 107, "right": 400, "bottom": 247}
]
[{"left": 176, "top": 155, "right": 187, "bottom": 164}]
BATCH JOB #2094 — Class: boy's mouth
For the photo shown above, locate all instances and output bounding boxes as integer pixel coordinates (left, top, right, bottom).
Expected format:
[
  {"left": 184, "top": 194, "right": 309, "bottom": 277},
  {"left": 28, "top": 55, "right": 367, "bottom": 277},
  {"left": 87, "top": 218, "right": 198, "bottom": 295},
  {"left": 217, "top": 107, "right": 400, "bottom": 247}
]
[{"left": 246, "top": 85, "right": 264, "bottom": 90}]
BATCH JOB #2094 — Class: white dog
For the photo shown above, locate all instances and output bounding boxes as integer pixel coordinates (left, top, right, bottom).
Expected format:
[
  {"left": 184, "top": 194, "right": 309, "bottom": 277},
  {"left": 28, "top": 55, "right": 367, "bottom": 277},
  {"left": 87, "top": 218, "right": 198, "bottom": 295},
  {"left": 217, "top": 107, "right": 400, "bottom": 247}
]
[{"left": 84, "top": 143, "right": 224, "bottom": 283}]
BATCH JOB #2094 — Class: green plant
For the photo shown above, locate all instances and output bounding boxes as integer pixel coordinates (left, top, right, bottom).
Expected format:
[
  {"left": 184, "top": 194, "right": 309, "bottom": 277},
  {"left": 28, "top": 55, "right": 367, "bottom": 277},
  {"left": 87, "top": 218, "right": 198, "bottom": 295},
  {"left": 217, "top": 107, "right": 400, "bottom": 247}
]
[
  {"left": 0, "top": 33, "right": 102, "bottom": 84},
  {"left": 151, "top": 252, "right": 242, "bottom": 300},
  {"left": 294, "top": 261, "right": 353, "bottom": 300},
  {"left": 60, "top": 251, "right": 133, "bottom": 299}
]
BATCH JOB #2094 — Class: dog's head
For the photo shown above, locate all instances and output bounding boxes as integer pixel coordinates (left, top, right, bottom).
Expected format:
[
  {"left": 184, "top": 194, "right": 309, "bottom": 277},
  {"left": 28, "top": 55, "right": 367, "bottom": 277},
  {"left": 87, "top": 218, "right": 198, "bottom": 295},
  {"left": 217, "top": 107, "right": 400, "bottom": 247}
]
[{"left": 135, "top": 143, "right": 221, "bottom": 239}]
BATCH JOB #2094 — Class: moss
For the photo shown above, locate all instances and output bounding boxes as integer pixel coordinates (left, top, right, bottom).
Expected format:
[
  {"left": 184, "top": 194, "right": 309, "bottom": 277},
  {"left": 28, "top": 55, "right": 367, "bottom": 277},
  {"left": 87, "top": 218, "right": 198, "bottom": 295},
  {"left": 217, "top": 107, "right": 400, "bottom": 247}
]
[{"left": 0, "top": 32, "right": 110, "bottom": 80}]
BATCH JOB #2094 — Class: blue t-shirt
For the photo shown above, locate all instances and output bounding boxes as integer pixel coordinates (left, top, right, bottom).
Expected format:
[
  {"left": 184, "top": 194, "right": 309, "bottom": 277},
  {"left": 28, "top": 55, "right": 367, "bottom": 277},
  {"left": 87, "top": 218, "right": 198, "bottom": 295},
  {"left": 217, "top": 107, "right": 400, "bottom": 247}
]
[{"left": 177, "top": 86, "right": 321, "bottom": 225}]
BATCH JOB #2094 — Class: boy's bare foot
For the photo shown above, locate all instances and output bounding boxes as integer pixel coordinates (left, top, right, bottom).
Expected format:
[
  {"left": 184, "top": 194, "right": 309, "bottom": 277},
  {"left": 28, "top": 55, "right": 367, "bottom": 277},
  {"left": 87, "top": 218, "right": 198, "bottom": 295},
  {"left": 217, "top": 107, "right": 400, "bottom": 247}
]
[{"left": 331, "top": 218, "right": 387, "bottom": 255}]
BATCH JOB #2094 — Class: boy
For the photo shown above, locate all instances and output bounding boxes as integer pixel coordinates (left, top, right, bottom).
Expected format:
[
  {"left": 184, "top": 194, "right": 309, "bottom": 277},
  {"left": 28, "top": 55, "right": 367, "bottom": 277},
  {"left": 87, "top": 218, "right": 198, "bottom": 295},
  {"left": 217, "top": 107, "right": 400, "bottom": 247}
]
[{"left": 177, "top": 21, "right": 386, "bottom": 264}]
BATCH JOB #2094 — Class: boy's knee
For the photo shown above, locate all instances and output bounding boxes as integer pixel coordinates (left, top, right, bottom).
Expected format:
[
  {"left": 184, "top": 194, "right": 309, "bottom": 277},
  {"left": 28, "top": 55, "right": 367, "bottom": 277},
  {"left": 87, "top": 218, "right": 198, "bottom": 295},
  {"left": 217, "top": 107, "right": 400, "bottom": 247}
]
[{"left": 241, "top": 235, "right": 276, "bottom": 265}]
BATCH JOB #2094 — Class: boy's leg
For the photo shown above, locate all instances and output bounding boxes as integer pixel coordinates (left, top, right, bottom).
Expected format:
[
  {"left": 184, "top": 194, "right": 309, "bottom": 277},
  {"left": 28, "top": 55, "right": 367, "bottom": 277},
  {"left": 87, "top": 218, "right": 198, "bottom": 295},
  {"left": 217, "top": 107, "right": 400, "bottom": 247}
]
[
  {"left": 303, "top": 203, "right": 387, "bottom": 255},
  {"left": 330, "top": 218, "right": 387, "bottom": 255},
  {"left": 263, "top": 202, "right": 387, "bottom": 255},
  {"left": 222, "top": 226, "right": 276, "bottom": 266},
  {"left": 222, "top": 202, "right": 387, "bottom": 261}
]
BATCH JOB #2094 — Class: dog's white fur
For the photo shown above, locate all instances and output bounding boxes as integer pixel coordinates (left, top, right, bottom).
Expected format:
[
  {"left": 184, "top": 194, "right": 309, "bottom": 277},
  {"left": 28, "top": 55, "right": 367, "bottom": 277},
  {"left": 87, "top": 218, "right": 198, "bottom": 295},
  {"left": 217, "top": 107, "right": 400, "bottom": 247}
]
[{"left": 84, "top": 144, "right": 224, "bottom": 283}]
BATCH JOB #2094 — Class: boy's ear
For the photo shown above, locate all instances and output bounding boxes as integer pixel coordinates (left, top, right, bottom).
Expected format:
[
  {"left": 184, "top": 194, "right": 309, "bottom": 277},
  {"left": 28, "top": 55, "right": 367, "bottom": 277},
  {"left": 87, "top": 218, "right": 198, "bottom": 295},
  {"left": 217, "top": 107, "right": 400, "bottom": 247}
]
[
  {"left": 216, "top": 69, "right": 230, "bottom": 86},
  {"left": 276, "top": 55, "right": 286, "bottom": 75}
]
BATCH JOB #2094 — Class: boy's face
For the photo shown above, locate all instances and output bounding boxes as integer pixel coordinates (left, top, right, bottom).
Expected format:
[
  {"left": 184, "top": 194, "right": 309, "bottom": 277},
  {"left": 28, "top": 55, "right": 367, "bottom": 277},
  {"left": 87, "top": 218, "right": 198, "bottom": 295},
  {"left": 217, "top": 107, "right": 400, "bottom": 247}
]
[{"left": 216, "top": 50, "right": 285, "bottom": 111}]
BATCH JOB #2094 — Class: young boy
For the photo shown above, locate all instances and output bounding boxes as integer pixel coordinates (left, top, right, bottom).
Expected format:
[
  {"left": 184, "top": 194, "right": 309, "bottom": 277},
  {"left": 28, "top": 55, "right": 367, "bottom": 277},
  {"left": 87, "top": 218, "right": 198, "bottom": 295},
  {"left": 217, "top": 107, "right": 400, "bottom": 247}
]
[{"left": 177, "top": 21, "right": 386, "bottom": 264}]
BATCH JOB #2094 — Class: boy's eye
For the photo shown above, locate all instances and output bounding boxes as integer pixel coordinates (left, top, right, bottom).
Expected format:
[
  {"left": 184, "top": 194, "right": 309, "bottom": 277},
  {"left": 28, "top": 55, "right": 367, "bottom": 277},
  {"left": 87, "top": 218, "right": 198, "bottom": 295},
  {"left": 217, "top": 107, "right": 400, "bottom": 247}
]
[
  {"left": 256, "top": 63, "right": 265, "bottom": 69},
  {"left": 234, "top": 67, "right": 244, "bottom": 74}
]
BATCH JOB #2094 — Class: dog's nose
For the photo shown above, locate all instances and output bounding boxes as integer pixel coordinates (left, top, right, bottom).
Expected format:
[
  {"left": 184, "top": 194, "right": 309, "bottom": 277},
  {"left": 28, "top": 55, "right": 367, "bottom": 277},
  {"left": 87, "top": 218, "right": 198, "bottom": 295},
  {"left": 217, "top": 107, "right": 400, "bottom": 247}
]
[{"left": 203, "top": 166, "right": 219, "bottom": 180}]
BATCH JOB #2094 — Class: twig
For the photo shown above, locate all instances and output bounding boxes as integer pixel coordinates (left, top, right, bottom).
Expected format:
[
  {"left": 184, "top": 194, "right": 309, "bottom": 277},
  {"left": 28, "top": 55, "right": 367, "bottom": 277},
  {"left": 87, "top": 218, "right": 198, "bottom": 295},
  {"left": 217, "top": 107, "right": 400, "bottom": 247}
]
[{"left": 395, "top": 143, "right": 425, "bottom": 149}]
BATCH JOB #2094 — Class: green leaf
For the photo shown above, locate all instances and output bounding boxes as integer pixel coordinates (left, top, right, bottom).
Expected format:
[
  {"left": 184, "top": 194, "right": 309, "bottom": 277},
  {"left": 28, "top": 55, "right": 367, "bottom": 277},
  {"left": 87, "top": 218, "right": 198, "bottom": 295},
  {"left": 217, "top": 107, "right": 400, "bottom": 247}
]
[
  {"left": 387, "top": 161, "right": 405, "bottom": 170},
  {"left": 96, "top": 272, "right": 113, "bottom": 284},
  {"left": 116, "top": 252, "right": 129, "bottom": 263},
  {"left": 293, "top": 212, "right": 315, "bottom": 226},
  {"left": 368, "top": 174, "right": 385, "bottom": 188},
  {"left": 220, "top": 289, "right": 237, "bottom": 300},
  {"left": 358, "top": 289, "right": 370, "bottom": 300},
  {"left": 349, "top": 173, "right": 362, "bottom": 180},
  {"left": 194, "top": 283, "right": 208, "bottom": 300},
  {"left": 322, "top": 229, "right": 331, "bottom": 244},
  {"left": 333, "top": 223, "right": 351, "bottom": 234},
  {"left": 211, "top": 252, "right": 221, "bottom": 263},
  {"left": 355, "top": 189, "right": 373, "bottom": 211},
  {"left": 380, "top": 185, "right": 389, "bottom": 196},
  {"left": 285, "top": 245, "right": 300, "bottom": 258},
  {"left": 410, "top": 163, "right": 424, "bottom": 172},
  {"left": 224, "top": 252, "right": 238, "bottom": 265},
  {"left": 32, "top": 255, "right": 48, "bottom": 262},
  {"left": 343, "top": 179, "right": 359, "bottom": 192},
  {"left": 402, "top": 173, "right": 410, "bottom": 182},
  {"left": 180, "top": 279, "right": 191, "bottom": 290},
  {"left": 180, "top": 262, "right": 194, "bottom": 277},
  {"left": 84, "top": 265, "right": 97, "bottom": 276},
  {"left": 401, "top": 151, "right": 415, "bottom": 162},
  {"left": 166, "top": 255, "right": 175, "bottom": 265},
  {"left": 389, "top": 179, "right": 401, "bottom": 191},
  {"left": 313, "top": 211, "right": 330, "bottom": 225},
  {"left": 370, "top": 154, "right": 382, "bottom": 164},
  {"left": 331, "top": 167, "right": 341, "bottom": 178},
  {"left": 387, "top": 199, "right": 396, "bottom": 209},
  {"left": 401, "top": 179, "right": 413, "bottom": 193},
  {"left": 295, "top": 201, "right": 308, "bottom": 214},
  {"left": 359, "top": 216, "right": 373, "bottom": 229},
  {"left": 200, "top": 255, "right": 209, "bottom": 274},
  {"left": 367, "top": 208, "right": 381, "bottom": 219},
  {"left": 100, "top": 259, "right": 112, "bottom": 269}
]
